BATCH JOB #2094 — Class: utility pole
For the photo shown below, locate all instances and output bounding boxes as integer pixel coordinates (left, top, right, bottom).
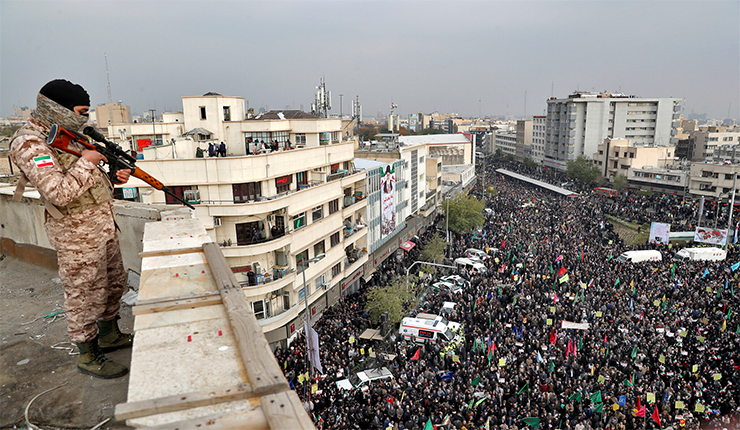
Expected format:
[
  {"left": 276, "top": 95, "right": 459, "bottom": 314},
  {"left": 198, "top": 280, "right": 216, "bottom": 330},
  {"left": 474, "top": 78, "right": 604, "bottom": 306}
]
[
  {"left": 149, "top": 109, "right": 157, "bottom": 145},
  {"left": 339, "top": 94, "right": 343, "bottom": 118}
]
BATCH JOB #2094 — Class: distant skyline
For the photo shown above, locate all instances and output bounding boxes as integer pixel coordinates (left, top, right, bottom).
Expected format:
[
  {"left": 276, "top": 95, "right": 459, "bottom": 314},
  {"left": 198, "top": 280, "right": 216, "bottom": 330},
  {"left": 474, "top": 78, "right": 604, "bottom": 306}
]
[{"left": 1, "top": 1, "right": 738, "bottom": 121}]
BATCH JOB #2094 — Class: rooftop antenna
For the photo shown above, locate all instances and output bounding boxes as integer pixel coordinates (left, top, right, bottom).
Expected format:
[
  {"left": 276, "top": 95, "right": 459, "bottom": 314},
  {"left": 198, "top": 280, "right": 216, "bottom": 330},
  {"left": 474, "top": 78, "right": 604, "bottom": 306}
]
[
  {"left": 311, "top": 79, "right": 331, "bottom": 118},
  {"left": 105, "top": 53, "right": 112, "bottom": 104}
]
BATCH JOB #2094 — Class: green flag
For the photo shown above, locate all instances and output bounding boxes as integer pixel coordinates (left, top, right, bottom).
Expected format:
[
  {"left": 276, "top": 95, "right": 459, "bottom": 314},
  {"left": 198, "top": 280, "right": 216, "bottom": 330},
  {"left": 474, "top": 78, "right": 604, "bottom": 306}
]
[
  {"left": 425, "top": 418, "right": 434, "bottom": 430},
  {"left": 517, "top": 382, "right": 529, "bottom": 395},
  {"left": 569, "top": 392, "right": 582, "bottom": 403},
  {"left": 468, "top": 399, "right": 475, "bottom": 409},
  {"left": 608, "top": 254, "right": 613, "bottom": 261},
  {"left": 593, "top": 402, "right": 603, "bottom": 413},
  {"left": 548, "top": 361, "right": 555, "bottom": 372},
  {"left": 631, "top": 345, "right": 638, "bottom": 359},
  {"left": 577, "top": 337, "right": 583, "bottom": 351},
  {"left": 614, "top": 277, "right": 620, "bottom": 286},
  {"left": 471, "top": 376, "right": 480, "bottom": 386},
  {"left": 589, "top": 391, "right": 602, "bottom": 403},
  {"left": 521, "top": 417, "right": 540, "bottom": 429},
  {"left": 475, "top": 397, "right": 487, "bottom": 407},
  {"left": 488, "top": 347, "right": 494, "bottom": 366},
  {"left": 549, "top": 264, "right": 554, "bottom": 274}
]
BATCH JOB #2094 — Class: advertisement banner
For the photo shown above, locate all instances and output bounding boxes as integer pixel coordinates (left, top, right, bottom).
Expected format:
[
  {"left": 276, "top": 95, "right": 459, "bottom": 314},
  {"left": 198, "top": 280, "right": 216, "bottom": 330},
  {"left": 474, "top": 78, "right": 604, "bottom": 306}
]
[
  {"left": 694, "top": 226, "right": 728, "bottom": 246},
  {"left": 381, "top": 165, "right": 396, "bottom": 238},
  {"left": 649, "top": 222, "right": 671, "bottom": 245}
]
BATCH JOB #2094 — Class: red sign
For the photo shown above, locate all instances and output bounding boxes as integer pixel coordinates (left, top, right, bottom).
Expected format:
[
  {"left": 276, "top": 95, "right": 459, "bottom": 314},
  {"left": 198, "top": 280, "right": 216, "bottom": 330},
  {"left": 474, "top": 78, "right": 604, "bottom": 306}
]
[
  {"left": 290, "top": 323, "right": 295, "bottom": 334},
  {"left": 276, "top": 175, "right": 291, "bottom": 185},
  {"left": 137, "top": 138, "right": 151, "bottom": 151}
]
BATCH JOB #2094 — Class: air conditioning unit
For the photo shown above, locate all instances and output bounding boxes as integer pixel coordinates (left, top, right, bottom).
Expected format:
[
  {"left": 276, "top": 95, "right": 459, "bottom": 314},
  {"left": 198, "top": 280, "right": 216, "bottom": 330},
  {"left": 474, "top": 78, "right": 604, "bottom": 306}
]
[
  {"left": 183, "top": 189, "right": 200, "bottom": 204},
  {"left": 213, "top": 217, "right": 222, "bottom": 227},
  {"left": 252, "top": 262, "right": 262, "bottom": 276},
  {"left": 275, "top": 251, "right": 288, "bottom": 266},
  {"left": 320, "top": 283, "right": 330, "bottom": 290}
]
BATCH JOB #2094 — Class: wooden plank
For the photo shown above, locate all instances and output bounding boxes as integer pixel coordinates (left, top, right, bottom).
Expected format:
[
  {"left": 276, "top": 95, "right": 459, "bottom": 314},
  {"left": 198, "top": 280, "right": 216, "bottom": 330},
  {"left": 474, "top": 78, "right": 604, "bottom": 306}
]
[
  {"left": 132, "top": 295, "right": 223, "bottom": 316},
  {"left": 202, "top": 243, "right": 288, "bottom": 395},
  {"left": 135, "top": 292, "right": 220, "bottom": 307},
  {"left": 140, "top": 408, "right": 268, "bottom": 430},
  {"left": 116, "top": 383, "right": 255, "bottom": 421},
  {"left": 138, "top": 246, "right": 204, "bottom": 259},
  {"left": 261, "top": 391, "right": 315, "bottom": 430}
]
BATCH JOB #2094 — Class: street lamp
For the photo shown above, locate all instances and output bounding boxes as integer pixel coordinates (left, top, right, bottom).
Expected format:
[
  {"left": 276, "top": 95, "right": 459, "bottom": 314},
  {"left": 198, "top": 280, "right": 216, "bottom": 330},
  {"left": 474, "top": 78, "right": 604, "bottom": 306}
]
[
  {"left": 301, "top": 252, "right": 324, "bottom": 409},
  {"left": 405, "top": 260, "right": 458, "bottom": 290}
]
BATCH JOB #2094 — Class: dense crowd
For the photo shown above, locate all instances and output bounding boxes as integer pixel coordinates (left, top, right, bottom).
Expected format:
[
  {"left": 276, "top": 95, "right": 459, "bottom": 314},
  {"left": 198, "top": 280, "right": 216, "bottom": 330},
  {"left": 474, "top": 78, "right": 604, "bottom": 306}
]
[{"left": 276, "top": 158, "right": 740, "bottom": 430}]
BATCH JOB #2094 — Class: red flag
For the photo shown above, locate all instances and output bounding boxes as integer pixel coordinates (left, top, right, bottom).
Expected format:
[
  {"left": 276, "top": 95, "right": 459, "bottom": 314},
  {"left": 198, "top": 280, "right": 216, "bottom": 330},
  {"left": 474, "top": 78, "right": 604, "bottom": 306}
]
[
  {"left": 558, "top": 266, "right": 567, "bottom": 277},
  {"left": 566, "top": 339, "right": 573, "bottom": 357},
  {"left": 502, "top": 240, "right": 506, "bottom": 249},
  {"left": 603, "top": 334, "right": 607, "bottom": 344},
  {"left": 651, "top": 405, "right": 661, "bottom": 427},
  {"left": 550, "top": 330, "right": 557, "bottom": 345},
  {"left": 635, "top": 398, "right": 645, "bottom": 417},
  {"left": 411, "top": 348, "right": 420, "bottom": 361},
  {"left": 639, "top": 311, "right": 644, "bottom": 322},
  {"left": 554, "top": 292, "right": 559, "bottom": 303}
]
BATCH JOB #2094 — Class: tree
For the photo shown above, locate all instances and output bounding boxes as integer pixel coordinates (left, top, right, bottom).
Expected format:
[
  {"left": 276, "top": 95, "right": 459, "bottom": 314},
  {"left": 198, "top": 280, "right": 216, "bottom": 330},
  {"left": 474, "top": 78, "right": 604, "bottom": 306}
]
[
  {"left": 419, "top": 233, "right": 447, "bottom": 275},
  {"left": 365, "top": 276, "right": 415, "bottom": 325},
  {"left": 612, "top": 174, "right": 628, "bottom": 191},
  {"left": 566, "top": 156, "right": 601, "bottom": 186},
  {"left": 446, "top": 192, "right": 485, "bottom": 235}
]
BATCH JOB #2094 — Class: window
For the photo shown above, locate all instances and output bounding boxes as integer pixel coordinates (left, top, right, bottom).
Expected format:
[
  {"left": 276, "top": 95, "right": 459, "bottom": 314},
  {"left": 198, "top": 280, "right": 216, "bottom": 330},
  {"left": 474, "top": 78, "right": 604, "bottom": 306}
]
[
  {"left": 314, "top": 240, "right": 325, "bottom": 256},
  {"left": 283, "top": 289, "right": 291, "bottom": 310},
  {"left": 315, "top": 274, "right": 326, "bottom": 291},
  {"left": 276, "top": 175, "right": 292, "bottom": 194},
  {"left": 330, "top": 231, "right": 340, "bottom": 247},
  {"left": 200, "top": 106, "right": 206, "bottom": 120},
  {"left": 293, "top": 212, "right": 307, "bottom": 230},
  {"left": 331, "top": 163, "right": 340, "bottom": 174},
  {"left": 312, "top": 206, "right": 323, "bottom": 222},
  {"left": 295, "top": 133, "right": 306, "bottom": 145},
  {"left": 223, "top": 106, "right": 231, "bottom": 121},
  {"left": 329, "top": 199, "right": 339, "bottom": 214},
  {"left": 296, "top": 171, "right": 308, "bottom": 186},
  {"left": 235, "top": 221, "right": 263, "bottom": 245},
  {"left": 252, "top": 300, "right": 269, "bottom": 320},
  {"left": 331, "top": 263, "right": 341, "bottom": 278},
  {"left": 232, "top": 182, "right": 261, "bottom": 203},
  {"left": 165, "top": 186, "right": 196, "bottom": 205},
  {"left": 296, "top": 249, "right": 308, "bottom": 273}
]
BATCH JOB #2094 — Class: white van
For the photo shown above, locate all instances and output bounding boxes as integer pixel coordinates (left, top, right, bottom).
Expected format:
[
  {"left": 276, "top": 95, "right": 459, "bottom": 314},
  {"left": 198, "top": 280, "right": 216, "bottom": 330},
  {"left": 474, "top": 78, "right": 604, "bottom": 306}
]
[
  {"left": 399, "top": 317, "right": 460, "bottom": 345},
  {"left": 615, "top": 250, "right": 662, "bottom": 263},
  {"left": 336, "top": 367, "right": 394, "bottom": 391},
  {"left": 674, "top": 247, "right": 727, "bottom": 262},
  {"left": 464, "top": 248, "right": 488, "bottom": 263},
  {"left": 455, "top": 257, "right": 487, "bottom": 274}
]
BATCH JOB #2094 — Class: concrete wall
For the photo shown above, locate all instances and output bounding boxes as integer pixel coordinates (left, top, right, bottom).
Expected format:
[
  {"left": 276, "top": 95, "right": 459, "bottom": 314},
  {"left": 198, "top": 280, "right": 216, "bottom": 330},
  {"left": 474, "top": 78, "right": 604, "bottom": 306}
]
[{"left": 0, "top": 186, "right": 172, "bottom": 274}]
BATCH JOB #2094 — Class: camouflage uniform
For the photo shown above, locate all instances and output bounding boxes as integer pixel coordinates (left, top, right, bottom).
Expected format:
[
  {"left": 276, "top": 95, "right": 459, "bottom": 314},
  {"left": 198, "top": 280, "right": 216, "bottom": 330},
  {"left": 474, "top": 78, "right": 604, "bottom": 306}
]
[{"left": 10, "top": 96, "right": 126, "bottom": 344}]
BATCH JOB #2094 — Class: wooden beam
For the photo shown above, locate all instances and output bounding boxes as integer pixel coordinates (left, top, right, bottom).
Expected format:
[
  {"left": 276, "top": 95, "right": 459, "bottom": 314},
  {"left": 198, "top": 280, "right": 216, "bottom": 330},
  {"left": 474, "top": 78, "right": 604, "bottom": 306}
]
[
  {"left": 132, "top": 294, "right": 223, "bottom": 316},
  {"left": 261, "top": 391, "right": 315, "bottom": 430},
  {"left": 138, "top": 246, "right": 204, "bottom": 259},
  {"left": 139, "top": 408, "right": 268, "bottom": 430},
  {"left": 202, "top": 243, "right": 289, "bottom": 395},
  {"left": 115, "top": 383, "right": 255, "bottom": 421},
  {"left": 135, "top": 292, "right": 220, "bottom": 307}
]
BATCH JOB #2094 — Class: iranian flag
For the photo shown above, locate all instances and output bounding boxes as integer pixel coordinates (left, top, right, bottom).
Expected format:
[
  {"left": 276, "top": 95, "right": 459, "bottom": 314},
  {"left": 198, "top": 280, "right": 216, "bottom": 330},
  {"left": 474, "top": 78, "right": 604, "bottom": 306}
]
[{"left": 33, "top": 155, "right": 54, "bottom": 168}]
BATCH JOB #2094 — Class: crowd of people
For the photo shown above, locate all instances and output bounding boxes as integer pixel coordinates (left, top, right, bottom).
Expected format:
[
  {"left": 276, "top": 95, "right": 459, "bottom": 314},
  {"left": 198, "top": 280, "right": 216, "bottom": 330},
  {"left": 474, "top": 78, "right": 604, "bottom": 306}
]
[{"left": 276, "top": 158, "right": 740, "bottom": 430}]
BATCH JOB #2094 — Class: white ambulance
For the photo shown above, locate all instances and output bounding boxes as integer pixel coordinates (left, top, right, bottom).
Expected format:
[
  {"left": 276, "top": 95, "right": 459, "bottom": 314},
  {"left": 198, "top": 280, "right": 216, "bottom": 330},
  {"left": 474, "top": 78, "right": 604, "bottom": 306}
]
[{"left": 399, "top": 316, "right": 460, "bottom": 345}]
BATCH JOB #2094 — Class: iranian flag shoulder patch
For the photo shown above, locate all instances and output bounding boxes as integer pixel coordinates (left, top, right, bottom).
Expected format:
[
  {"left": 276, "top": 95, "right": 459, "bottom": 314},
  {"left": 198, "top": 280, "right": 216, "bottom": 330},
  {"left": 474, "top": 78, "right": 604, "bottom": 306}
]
[{"left": 33, "top": 155, "right": 55, "bottom": 168}]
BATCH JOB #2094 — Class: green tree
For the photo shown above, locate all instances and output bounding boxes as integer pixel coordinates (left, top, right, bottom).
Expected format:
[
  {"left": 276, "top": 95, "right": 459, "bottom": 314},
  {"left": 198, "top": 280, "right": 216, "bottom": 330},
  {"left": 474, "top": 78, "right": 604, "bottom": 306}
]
[
  {"left": 419, "top": 233, "right": 447, "bottom": 275},
  {"left": 612, "top": 174, "right": 628, "bottom": 191},
  {"left": 365, "top": 276, "right": 415, "bottom": 325},
  {"left": 446, "top": 192, "right": 485, "bottom": 235},
  {"left": 566, "top": 156, "right": 601, "bottom": 186}
]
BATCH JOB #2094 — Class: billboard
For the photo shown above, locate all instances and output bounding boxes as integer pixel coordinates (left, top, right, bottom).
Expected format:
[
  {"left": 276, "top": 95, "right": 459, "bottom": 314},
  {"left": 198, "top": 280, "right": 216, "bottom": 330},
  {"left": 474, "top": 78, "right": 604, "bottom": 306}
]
[
  {"left": 380, "top": 165, "right": 396, "bottom": 238},
  {"left": 649, "top": 222, "right": 671, "bottom": 245},
  {"left": 694, "top": 226, "right": 728, "bottom": 246}
]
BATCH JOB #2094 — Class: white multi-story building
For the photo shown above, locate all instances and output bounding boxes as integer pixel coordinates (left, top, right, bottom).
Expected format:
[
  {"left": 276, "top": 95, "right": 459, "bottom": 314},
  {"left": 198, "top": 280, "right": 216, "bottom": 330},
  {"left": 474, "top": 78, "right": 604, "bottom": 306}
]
[
  {"left": 494, "top": 132, "right": 517, "bottom": 157},
  {"left": 115, "top": 93, "right": 367, "bottom": 347},
  {"left": 531, "top": 115, "right": 546, "bottom": 163},
  {"left": 544, "top": 91, "right": 683, "bottom": 171}
]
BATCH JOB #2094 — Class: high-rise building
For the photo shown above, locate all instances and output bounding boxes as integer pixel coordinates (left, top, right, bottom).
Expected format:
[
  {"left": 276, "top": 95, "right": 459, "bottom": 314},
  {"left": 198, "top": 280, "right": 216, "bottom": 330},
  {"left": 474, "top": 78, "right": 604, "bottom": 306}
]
[
  {"left": 95, "top": 102, "right": 132, "bottom": 126},
  {"left": 544, "top": 92, "right": 683, "bottom": 171},
  {"left": 531, "top": 115, "right": 546, "bottom": 164}
]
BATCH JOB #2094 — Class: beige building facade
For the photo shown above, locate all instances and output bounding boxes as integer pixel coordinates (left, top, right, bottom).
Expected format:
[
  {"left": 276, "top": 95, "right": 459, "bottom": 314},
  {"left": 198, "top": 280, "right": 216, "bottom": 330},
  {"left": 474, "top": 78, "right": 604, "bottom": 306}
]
[{"left": 593, "top": 138, "right": 676, "bottom": 179}]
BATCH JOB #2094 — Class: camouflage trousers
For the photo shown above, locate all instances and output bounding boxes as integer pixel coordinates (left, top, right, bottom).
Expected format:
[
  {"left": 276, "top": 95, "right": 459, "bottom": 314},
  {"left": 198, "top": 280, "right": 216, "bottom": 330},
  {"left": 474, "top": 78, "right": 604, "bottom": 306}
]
[{"left": 46, "top": 202, "right": 126, "bottom": 343}]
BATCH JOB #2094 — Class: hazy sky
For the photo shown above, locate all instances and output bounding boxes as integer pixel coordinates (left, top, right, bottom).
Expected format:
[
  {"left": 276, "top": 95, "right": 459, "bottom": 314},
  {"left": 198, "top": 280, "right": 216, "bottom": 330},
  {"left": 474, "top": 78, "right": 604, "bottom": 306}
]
[{"left": 1, "top": 1, "right": 738, "bottom": 120}]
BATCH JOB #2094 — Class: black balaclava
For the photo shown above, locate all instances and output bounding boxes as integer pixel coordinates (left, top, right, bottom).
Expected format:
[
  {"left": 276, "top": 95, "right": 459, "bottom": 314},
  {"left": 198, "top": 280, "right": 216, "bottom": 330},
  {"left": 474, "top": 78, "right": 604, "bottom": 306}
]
[{"left": 32, "top": 79, "right": 90, "bottom": 131}]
